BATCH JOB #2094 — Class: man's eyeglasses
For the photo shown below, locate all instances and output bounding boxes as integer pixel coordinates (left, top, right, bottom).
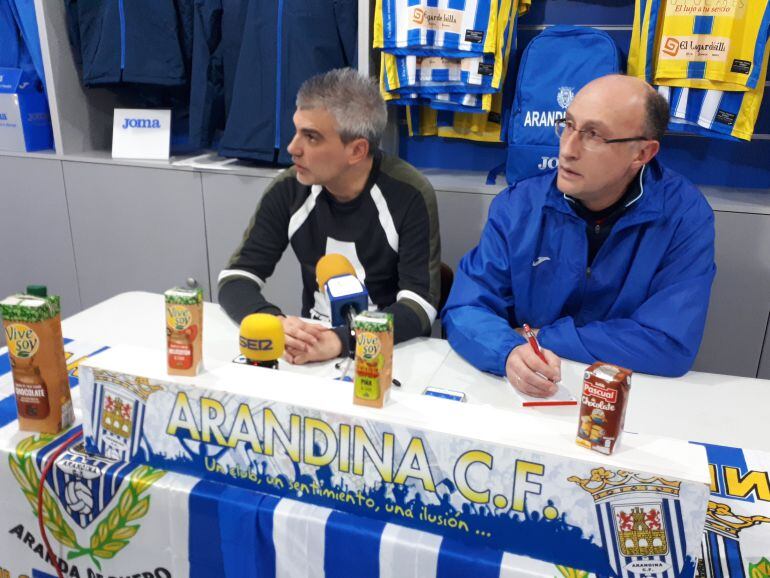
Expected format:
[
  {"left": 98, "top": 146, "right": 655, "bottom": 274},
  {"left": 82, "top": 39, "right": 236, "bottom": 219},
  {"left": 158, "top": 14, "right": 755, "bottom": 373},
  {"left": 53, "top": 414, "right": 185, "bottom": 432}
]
[{"left": 554, "top": 118, "right": 651, "bottom": 152}]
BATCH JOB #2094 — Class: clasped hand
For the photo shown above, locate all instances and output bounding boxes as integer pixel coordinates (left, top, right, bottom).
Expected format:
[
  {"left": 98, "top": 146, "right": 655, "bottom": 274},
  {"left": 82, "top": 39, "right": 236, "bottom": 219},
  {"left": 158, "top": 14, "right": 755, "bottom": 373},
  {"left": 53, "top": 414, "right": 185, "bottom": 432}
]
[{"left": 280, "top": 315, "right": 343, "bottom": 365}]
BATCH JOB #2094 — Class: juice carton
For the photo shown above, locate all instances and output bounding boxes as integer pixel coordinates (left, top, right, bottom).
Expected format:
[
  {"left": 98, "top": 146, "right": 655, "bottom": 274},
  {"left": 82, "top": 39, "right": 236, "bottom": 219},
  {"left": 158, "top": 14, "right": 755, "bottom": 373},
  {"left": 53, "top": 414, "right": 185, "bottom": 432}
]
[
  {"left": 353, "top": 311, "right": 393, "bottom": 408},
  {"left": 1, "top": 293, "right": 73, "bottom": 433},
  {"left": 576, "top": 362, "right": 632, "bottom": 455},
  {"left": 165, "top": 287, "right": 203, "bottom": 376}
]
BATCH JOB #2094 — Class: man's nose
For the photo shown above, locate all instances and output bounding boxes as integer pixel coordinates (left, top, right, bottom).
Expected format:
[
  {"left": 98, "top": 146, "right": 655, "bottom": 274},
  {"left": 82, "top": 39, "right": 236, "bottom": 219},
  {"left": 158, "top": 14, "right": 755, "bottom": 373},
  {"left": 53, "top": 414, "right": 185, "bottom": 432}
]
[
  {"left": 559, "top": 128, "right": 581, "bottom": 160},
  {"left": 287, "top": 134, "right": 301, "bottom": 157}
]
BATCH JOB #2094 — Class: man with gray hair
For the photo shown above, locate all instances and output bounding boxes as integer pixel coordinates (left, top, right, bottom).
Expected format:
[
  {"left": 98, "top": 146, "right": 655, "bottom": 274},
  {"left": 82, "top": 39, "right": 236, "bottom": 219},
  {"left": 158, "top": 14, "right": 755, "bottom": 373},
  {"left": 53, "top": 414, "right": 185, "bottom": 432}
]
[{"left": 219, "top": 68, "right": 441, "bottom": 364}]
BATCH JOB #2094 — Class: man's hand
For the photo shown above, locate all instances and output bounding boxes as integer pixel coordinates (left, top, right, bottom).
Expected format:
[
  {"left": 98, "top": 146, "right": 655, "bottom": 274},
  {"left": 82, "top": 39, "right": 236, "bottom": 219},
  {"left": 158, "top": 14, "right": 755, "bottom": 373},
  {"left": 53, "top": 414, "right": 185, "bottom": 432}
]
[
  {"left": 506, "top": 343, "right": 562, "bottom": 397},
  {"left": 280, "top": 316, "right": 327, "bottom": 352},
  {"left": 285, "top": 328, "right": 343, "bottom": 365}
]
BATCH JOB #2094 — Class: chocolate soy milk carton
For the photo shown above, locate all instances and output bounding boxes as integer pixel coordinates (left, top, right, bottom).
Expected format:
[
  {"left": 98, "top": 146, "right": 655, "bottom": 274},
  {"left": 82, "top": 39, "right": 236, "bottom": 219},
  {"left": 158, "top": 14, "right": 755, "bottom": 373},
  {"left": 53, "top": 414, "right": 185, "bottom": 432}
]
[
  {"left": 576, "top": 362, "right": 632, "bottom": 455},
  {"left": 0, "top": 293, "right": 73, "bottom": 433},
  {"left": 165, "top": 286, "right": 203, "bottom": 376},
  {"left": 353, "top": 311, "right": 393, "bottom": 408}
]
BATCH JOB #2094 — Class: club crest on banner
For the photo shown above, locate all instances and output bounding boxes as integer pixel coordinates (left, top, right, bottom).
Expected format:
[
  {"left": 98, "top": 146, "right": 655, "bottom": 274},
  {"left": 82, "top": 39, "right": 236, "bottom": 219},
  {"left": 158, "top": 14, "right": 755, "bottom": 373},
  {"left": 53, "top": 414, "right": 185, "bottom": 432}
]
[
  {"left": 35, "top": 439, "right": 139, "bottom": 529},
  {"left": 9, "top": 432, "right": 165, "bottom": 571},
  {"left": 569, "top": 468, "right": 688, "bottom": 578},
  {"left": 697, "top": 501, "right": 770, "bottom": 578},
  {"left": 90, "top": 370, "right": 159, "bottom": 461}
]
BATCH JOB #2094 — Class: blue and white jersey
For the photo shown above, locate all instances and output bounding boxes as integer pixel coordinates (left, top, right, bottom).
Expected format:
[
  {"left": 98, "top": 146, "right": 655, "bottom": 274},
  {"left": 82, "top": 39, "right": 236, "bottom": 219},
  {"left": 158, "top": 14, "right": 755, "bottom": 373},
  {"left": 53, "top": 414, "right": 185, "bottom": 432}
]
[
  {"left": 659, "top": 77, "right": 768, "bottom": 141},
  {"left": 374, "top": 0, "right": 499, "bottom": 57},
  {"left": 382, "top": 52, "right": 501, "bottom": 94},
  {"left": 430, "top": 91, "right": 493, "bottom": 112}
]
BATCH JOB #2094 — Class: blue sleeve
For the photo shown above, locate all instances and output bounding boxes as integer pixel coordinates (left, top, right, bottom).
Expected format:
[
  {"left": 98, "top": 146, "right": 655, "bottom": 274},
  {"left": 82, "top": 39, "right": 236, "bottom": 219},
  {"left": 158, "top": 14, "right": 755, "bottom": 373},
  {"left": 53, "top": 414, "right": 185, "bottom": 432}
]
[
  {"left": 10, "top": 0, "right": 46, "bottom": 89},
  {"left": 188, "top": 0, "right": 224, "bottom": 148},
  {"left": 333, "top": 0, "right": 357, "bottom": 67},
  {"left": 537, "top": 198, "right": 716, "bottom": 377},
  {"left": 441, "top": 192, "right": 526, "bottom": 376}
]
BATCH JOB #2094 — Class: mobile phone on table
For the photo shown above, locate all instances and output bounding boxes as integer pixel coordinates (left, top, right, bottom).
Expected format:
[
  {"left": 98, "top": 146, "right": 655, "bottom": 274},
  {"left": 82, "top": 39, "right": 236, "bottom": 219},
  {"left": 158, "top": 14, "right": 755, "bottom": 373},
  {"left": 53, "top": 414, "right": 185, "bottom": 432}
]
[{"left": 422, "top": 387, "right": 466, "bottom": 402}]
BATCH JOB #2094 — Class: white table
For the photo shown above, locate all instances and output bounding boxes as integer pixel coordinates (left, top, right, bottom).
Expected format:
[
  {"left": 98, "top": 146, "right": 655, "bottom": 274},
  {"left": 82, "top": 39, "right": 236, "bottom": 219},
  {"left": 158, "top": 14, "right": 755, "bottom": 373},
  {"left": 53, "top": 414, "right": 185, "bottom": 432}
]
[
  {"left": 62, "top": 291, "right": 770, "bottom": 452},
  {"left": 5, "top": 291, "right": 767, "bottom": 578}
]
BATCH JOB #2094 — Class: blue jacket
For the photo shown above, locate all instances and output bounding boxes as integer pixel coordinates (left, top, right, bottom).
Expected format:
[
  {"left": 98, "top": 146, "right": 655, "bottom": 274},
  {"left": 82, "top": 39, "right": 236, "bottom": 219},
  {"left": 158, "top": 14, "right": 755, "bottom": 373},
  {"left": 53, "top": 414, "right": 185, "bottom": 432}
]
[
  {"left": 65, "top": 0, "right": 192, "bottom": 86},
  {"left": 442, "top": 159, "right": 716, "bottom": 378},
  {"left": 0, "top": 0, "right": 41, "bottom": 82},
  {"left": 1, "top": 0, "right": 45, "bottom": 87},
  {"left": 217, "top": 0, "right": 357, "bottom": 164}
]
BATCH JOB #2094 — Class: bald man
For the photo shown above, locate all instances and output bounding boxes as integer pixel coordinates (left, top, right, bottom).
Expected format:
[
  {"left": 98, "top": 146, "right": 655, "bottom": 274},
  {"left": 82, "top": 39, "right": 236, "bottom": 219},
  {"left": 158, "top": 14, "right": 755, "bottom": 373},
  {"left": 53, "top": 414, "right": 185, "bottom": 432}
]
[{"left": 442, "top": 75, "right": 716, "bottom": 395}]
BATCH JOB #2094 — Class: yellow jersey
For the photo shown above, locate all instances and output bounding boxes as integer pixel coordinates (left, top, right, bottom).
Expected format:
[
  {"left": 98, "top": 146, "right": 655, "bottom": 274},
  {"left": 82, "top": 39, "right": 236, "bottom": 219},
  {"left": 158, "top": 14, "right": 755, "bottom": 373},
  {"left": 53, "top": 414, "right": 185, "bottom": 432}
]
[
  {"left": 631, "top": 0, "right": 770, "bottom": 91},
  {"left": 660, "top": 42, "right": 769, "bottom": 140}
]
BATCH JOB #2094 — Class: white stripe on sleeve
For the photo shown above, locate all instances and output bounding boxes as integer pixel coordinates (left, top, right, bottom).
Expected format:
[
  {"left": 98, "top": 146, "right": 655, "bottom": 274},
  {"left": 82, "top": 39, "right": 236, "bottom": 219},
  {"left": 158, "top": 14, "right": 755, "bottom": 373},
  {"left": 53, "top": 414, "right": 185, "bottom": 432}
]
[
  {"left": 370, "top": 184, "right": 400, "bottom": 253},
  {"left": 218, "top": 269, "right": 266, "bottom": 289},
  {"left": 397, "top": 289, "right": 438, "bottom": 325},
  {"left": 288, "top": 185, "right": 323, "bottom": 240}
]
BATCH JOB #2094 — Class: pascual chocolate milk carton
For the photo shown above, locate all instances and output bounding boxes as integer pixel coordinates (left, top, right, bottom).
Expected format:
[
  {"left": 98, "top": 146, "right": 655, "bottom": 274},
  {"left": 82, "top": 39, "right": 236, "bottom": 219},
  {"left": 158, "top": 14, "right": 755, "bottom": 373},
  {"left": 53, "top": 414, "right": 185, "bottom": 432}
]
[
  {"left": 1, "top": 291, "right": 73, "bottom": 433},
  {"left": 576, "top": 362, "right": 632, "bottom": 455}
]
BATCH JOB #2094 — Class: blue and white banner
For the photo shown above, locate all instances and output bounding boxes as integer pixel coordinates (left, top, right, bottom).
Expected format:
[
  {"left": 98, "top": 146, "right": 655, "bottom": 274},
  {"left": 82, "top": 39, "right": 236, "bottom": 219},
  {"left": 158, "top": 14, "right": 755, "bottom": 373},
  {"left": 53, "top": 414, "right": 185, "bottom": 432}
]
[
  {"left": 76, "top": 346, "right": 711, "bottom": 578},
  {"left": 691, "top": 443, "right": 770, "bottom": 578},
  {"left": 1, "top": 342, "right": 769, "bottom": 578}
]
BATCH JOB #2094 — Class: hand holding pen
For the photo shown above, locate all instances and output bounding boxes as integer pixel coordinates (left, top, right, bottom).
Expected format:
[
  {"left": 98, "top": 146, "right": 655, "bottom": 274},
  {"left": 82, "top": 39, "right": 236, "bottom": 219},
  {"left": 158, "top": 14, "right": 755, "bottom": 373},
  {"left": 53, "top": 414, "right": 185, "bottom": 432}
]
[{"left": 505, "top": 324, "right": 562, "bottom": 398}]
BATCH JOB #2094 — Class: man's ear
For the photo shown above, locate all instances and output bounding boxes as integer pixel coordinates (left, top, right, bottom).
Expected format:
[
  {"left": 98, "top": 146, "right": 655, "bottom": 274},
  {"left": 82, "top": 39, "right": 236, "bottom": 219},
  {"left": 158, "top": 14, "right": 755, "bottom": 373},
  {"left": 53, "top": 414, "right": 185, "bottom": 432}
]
[
  {"left": 632, "top": 139, "right": 660, "bottom": 170},
  {"left": 347, "top": 137, "right": 370, "bottom": 165}
]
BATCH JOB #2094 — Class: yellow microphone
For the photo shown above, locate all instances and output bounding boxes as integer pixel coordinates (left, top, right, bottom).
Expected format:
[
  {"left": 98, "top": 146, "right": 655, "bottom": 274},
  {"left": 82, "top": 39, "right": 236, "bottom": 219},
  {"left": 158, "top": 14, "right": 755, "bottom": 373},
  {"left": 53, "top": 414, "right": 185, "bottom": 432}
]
[
  {"left": 316, "top": 253, "right": 356, "bottom": 291},
  {"left": 239, "top": 313, "right": 285, "bottom": 369}
]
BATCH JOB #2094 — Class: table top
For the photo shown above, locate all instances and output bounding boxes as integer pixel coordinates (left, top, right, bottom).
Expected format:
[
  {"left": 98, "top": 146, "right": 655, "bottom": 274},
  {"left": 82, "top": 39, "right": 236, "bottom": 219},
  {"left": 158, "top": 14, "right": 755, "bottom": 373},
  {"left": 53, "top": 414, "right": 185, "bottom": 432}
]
[{"left": 61, "top": 291, "right": 770, "bottom": 452}]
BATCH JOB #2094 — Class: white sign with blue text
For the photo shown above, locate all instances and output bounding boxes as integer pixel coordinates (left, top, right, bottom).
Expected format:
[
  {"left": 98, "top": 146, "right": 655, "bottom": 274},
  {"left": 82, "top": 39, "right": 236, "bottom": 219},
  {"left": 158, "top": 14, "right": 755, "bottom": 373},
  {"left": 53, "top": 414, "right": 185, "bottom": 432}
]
[{"left": 112, "top": 109, "right": 171, "bottom": 160}]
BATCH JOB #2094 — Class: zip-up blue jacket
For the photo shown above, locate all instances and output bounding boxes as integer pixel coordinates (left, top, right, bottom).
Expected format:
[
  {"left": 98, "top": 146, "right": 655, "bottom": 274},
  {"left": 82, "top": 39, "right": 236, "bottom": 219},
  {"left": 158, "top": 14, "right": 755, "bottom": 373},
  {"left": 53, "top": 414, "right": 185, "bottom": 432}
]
[
  {"left": 0, "top": 0, "right": 39, "bottom": 80},
  {"left": 2, "top": 0, "right": 45, "bottom": 88},
  {"left": 217, "top": 0, "right": 357, "bottom": 164},
  {"left": 442, "top": 159, "right": 716, "bottom": 378},
  {"left": 65, "top": 0, "right": 192, "bottom": 86}
]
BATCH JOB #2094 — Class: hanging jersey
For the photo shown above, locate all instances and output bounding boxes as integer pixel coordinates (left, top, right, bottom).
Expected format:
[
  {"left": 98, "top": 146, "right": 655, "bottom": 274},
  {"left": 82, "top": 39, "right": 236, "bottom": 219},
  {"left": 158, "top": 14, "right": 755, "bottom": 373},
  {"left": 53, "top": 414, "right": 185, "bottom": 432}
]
[
  {"left": 434, "top": 0, "right": 524, "bottom": 141},
  {"left": 628, "top": 0, "right": 663, "bottom": 82},
  {"left": 658, "top": 45, "right": 769, "bottom": 141},
  {"left": 374, "top": 0, "right": 498, "bottom": 57},
  {"left": 402, "top": 0, "right": 523, "bottom": 142},
  {"left": 636, "top": 0, "right": 770, "bottom": 91},
  {"left": 431, "top": 91, "right": 493, "bottom": 111},
  {"left": 381, "top": 52, "right": 501, "bottom": 94},
  {"left": 380, "top": 67, "right": 426, "bottom": 106}
]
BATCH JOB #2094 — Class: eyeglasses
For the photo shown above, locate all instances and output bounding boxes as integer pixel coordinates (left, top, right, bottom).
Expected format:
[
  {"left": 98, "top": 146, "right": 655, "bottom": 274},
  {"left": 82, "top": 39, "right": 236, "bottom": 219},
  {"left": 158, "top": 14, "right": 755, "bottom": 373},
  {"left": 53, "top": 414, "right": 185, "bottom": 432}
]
[{"left": 554, "top": 118, "right": 651, "bottom": 152}]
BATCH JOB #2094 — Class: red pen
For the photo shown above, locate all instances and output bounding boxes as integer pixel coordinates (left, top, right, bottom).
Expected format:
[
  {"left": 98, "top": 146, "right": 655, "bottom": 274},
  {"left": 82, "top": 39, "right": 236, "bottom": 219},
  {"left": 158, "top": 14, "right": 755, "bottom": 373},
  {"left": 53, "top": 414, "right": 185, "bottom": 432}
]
[{"left": 522, "top": 323, "right": 548, "bottom": 364}]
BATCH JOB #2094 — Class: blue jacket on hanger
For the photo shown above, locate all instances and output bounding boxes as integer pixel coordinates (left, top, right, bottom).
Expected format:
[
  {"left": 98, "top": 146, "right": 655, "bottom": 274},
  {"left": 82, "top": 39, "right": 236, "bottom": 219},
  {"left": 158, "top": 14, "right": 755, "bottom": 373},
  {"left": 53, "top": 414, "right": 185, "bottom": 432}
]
[
  {"left": 216, "top": 0, "right": 357, "bottom": 164},
  {"left": 2, "top": 0, "right": 45, "bottom": 89},
  {"left": 65, "top": 0, "right": 192, "bottom": 86},
  {"left": 0, "top": 0, "right": 39, "bottom": 80},
  {"left": 442, "top": 158, "right": 716, "bottom": 378}
]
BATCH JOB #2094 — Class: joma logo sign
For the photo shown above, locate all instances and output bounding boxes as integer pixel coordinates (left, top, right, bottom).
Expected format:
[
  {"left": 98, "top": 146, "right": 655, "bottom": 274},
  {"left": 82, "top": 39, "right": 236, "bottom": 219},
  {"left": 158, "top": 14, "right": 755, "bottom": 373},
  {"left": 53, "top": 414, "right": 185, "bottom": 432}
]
[{"left": 122, "top": 118, "right": 161, "bottom": 129}]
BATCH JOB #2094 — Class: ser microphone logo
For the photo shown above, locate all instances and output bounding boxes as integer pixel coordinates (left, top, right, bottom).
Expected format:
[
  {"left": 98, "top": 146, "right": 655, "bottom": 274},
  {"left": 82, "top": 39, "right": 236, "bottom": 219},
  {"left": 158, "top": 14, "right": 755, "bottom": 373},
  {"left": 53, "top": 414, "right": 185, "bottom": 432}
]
[{"left": 240, "top": 336, "right": 274, "bottom": 351}]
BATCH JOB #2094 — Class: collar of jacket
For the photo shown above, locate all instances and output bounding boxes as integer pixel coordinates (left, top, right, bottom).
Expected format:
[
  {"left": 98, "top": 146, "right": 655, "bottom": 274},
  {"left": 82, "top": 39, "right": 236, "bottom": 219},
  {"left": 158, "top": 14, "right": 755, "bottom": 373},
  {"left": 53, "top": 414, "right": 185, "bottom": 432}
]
[{"left": 543, "top": 158, "right": 666, "bottom": 232}]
